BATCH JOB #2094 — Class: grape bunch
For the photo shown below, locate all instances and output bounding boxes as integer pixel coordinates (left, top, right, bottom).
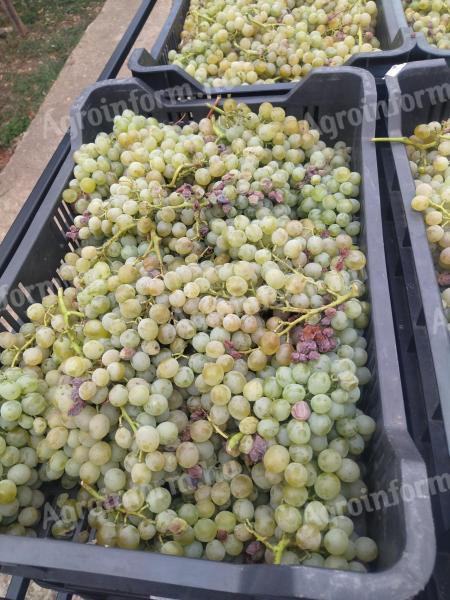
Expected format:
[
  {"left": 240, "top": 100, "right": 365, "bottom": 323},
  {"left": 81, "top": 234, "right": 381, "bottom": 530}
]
[
  {"left": 403, "top": 0, "right": 450, "bottom": 49},
  {"left": 168, "top": 0, "right": 380, "bottom": 87},
  {"left": 403, "top": 120, "right": 450, "bottom": 324},
  {"left": 0, "top": 100, "right": 379, "bottom": 570},
  {"left": 0, "top": 292, "right": 90, "bottom": 535},
  {"left": 0, "top": 366, "right": 47, "bottom": 536}
]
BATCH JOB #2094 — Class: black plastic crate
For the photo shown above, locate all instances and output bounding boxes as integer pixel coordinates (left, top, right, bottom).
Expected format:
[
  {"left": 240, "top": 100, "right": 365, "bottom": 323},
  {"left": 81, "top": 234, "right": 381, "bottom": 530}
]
[
  {"left": 384, "top": 59, "right": 450, "bottom": 459},
  {"left": 377, "top": 141, "right": 450, "bottom": 600},
  {"left": 0, "top": 68, "right": 435, "bottom": 600},
  {"left": 378, "top": 60, "right": 450, "bottom": 600},
  {"left": 420, "top": 552, "right": 450, "bottom": 600},
  {"left": 377, "top": 141, "right": 450, "bottom": 539},
  {"left": 128, "top": 0, "right": 415, "bottom": 98}
]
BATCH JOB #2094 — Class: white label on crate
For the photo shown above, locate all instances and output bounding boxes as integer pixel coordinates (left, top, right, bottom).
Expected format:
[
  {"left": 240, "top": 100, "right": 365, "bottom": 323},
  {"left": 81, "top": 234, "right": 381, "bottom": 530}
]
[{"left": 386, "top": 63, "right": 407, "bottom": 78}]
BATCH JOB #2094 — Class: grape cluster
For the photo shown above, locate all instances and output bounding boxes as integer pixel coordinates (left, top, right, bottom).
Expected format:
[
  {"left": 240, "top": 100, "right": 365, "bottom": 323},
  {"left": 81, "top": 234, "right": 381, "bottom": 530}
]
[
  {"left": 0, "top": 366, "right": 47, "bottom": 535},
  {"left": 0, "top": 293, "right": 91, "bottom": 535},
  {"left": 405, "top": 120, "right": 450, "bottom": 324},
  {"left": 0, "top": 100, "right": 378, "bottom": 570},
  {"left": 403, "top": 0, "right": 450, "bottom": 49},
  {"left": 168, "top": 0, "right": 380, "bottom": 87}
]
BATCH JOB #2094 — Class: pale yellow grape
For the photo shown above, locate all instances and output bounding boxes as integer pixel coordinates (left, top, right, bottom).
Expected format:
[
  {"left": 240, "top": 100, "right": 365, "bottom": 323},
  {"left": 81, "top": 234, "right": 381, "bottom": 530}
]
[
  {"left": 136, "top": 426, "right": 160, "bottom": 453},
  {"left": 202, "top": 363, "right": 224, "bottom": 386},
  {"left": 176, "top": 442, "right": 199, "bottom": 468},
  {"left": 263, "top": 445, "right": 290, "bottom": 473}
]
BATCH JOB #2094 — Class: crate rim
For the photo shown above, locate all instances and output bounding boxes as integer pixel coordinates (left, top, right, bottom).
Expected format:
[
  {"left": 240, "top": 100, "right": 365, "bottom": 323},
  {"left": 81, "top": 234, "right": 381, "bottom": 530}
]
[
  {"left": 0, "top": 526, "right": 436, "bottom": 600},
  {"left": 415, "top": 31, "right": 450, "bottom": 59}
]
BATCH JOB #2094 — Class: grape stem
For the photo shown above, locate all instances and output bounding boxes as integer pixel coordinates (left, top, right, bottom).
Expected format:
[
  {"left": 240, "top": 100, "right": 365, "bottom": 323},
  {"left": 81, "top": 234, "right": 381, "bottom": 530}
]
[
  {"left": 174, "top": 112, "right": 188, "bottom": 126},
  {"left": 275, "top": 284, "right": 360, "bottom": 337},
  {"left": 206, "top": 96, "right": 222, "bottom": 119},
  {"left": 249, "top": 16, "right": 278, "bottom": 29},
  {"left": 205, "top": 103, "right": 228, "bottom": 139},
  {"left": 269, "top": 305, "right": 308, "bottom": 314},
  {"left": 371, "top": 136, "right": 439, "bottom": 151},
  {"left": 81, "top": 481, "right": 105, "bottom": 502},
  {"left": 100, "top": 223, "right": 135, "bottom": 254},
  {"left": 120, "top": 407, "right": 138, "bottom": 433},
  {"left": 57, "top": 288, "right": 82, "bottom": 355},
  {"left": 43, "top": 307, "right": 54, "bottom": 327},
  {"left": 273, "top": 534, "right": 293, "bottom": 565},
  {"left": 132, "top": 237, "right": 155, "bottom": 266},
  {"left": 150, "top": 200, "right": 208, "bottom": 211},
  {"left": 428, "top": 199, "right": 450, "bottom": 221},
  {"left": 206, "top": 414, "right": 228, "bottom": 439},
  {"left": 233, "top": 42, "right": 260, "bottom": 56},
  {"left": 167, "top": 163, "right": 194, "bottom": 188},
  {"left": 199, "top": 246, "right": 214, "bottom": 259},
  {"left": 131, "top": 229, "right": 165, "bottom": 273},
  {"left": 11, "top": 334, "right": 36, "bottom": 368},
  {"left": 244, "top": 520, "right": 292, "bottom": 565},
  {"left": 81, "top": 481, "right": 152, "bottom": 521},
  {"left": 245, "top": 520, "right": 275, "bottom": 552},
  {"left": 206, "top": 103, "right": 226, "bottom": 117},
  {"left": 192, "top": 10, "right": 214, "bottom": 23},
  {"left": 150, "top": 230, "right": 165, "bottom": 274}
]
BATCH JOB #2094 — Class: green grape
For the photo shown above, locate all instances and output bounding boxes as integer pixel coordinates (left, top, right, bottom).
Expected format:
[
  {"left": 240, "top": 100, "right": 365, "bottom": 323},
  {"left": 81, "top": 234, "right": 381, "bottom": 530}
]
[
  {"left": 274, "top": 504, "right": 302, "bottom": 533},
  {"left": 194, "top": 518, "right": 217, "bottom": 543},
  {"left": 355, "top": 536, "right": 378, "bottom": 562},
  {"left": 0, "top": 479, "right": 17, "bottom": 504},
  {"left": 147, "top": 487, "right": 172, "bottom": 513},
  {"left": 205, "top": 539, "right": 226, "bottom": 561},
  {"left": 324, "top": 527, "right": 349, "bottom": 556}
]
